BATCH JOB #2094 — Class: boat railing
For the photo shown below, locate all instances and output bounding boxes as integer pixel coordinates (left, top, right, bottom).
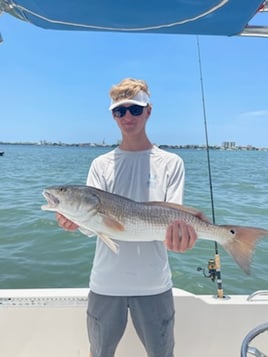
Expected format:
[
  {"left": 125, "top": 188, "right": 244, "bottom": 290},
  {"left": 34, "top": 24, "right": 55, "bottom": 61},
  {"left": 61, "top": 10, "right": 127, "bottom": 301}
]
[{"left": 247, "top": 290, "right": 268, "bottom": 302}]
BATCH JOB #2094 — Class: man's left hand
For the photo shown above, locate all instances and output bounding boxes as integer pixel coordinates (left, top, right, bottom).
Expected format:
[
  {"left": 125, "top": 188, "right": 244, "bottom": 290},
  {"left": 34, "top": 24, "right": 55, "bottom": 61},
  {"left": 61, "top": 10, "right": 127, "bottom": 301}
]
[{"left": 164, "top": 220, "right": 197, "bottom": 252}]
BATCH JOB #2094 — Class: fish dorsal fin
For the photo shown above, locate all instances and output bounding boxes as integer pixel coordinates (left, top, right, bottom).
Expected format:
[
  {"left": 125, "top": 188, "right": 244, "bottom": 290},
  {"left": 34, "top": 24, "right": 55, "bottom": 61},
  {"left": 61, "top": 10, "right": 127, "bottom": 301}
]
[
  {"left": 144, "top": 201, "right": 200, "bottom": 215},
  {"left": 100, "top": 214, "right": 125, "bottom": 232},
  {"left": 143, "top": 201, "right": 210, "bottom": 223}
]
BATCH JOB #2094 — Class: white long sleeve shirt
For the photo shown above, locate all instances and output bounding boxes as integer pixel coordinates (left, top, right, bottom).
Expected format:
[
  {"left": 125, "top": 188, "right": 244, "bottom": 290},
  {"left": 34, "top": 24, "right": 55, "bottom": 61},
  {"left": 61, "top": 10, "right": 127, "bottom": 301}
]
[{"left": 86, "top": 145, "right": 185, "bottom": 296}]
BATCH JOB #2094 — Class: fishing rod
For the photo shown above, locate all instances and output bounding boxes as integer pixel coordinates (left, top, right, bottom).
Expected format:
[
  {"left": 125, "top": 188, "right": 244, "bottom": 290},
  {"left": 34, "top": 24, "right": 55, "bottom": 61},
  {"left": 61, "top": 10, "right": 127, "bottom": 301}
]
[{"left": 196, "top": 36, "right": 225, "bottom": 299}]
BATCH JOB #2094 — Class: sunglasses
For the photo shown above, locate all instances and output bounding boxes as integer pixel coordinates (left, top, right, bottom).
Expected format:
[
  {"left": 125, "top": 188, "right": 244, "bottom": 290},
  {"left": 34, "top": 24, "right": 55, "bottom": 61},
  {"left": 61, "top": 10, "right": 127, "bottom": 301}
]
[{"left": 112, "top": 105, "right": 144, "bottom": 118}]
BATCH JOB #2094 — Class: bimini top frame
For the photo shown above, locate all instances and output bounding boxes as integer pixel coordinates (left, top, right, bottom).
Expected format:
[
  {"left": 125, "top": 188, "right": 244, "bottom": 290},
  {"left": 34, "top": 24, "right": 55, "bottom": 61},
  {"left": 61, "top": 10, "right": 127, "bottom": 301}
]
[{"left": 0, "top": 0, "right": 267, "bottom": 38}]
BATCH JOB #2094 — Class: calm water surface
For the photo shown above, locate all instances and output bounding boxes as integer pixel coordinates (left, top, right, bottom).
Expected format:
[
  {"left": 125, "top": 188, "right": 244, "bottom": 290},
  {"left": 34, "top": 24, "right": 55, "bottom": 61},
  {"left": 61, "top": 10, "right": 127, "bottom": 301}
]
[{"left": 0, "top": 145, "right": 268, "bottom": 295}]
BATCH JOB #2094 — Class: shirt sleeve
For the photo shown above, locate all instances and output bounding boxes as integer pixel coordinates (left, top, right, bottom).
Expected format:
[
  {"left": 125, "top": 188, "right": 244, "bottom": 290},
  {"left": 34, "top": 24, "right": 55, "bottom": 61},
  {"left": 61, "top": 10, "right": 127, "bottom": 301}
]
[
  {"left": 86, "top": 159, "right": 105, "bottom": 189},
  {"left": 165, "top": 157, "right": 185, "bottom": 205}
]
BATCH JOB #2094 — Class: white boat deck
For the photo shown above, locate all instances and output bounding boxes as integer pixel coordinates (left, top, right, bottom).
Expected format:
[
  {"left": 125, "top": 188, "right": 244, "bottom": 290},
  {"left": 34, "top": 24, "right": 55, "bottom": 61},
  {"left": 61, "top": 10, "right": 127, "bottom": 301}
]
[{"left": 0, "top": 288, "right": 268, "bottom": 356}]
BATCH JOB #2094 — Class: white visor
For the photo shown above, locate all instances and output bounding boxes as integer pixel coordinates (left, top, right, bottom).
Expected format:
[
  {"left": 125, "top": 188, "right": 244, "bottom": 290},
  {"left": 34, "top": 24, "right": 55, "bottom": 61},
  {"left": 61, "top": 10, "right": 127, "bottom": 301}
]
[{"left": 109, "top": 91, "right": 150, "bottom": 110}]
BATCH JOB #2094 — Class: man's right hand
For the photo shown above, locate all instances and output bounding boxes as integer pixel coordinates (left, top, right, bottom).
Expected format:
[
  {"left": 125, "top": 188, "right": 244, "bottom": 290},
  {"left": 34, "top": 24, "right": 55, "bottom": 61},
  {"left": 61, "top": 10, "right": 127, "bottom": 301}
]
[{"left": 56, "top": 213, "right": 79, "bottom": 231}]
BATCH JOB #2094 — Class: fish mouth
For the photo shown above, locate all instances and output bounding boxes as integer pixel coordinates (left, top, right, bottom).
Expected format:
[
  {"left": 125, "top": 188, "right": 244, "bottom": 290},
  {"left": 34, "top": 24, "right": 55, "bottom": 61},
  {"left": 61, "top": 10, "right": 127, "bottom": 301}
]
[{"left": 42, "top": 190, "right": 60, "bottom": 208}]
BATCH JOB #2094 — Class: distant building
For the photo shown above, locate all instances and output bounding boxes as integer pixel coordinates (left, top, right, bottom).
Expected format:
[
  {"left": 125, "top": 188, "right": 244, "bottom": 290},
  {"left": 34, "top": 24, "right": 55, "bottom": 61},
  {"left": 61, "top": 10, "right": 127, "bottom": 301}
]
[{"left": 222, "top": 141, "right": 236, "bottom": 149}]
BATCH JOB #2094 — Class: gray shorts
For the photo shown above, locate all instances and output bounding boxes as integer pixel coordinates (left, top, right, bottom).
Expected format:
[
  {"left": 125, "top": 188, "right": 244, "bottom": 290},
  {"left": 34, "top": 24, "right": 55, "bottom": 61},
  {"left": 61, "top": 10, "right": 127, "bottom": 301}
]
[{"left": 87, "top": 289, "right": 175, "bottom": 357}]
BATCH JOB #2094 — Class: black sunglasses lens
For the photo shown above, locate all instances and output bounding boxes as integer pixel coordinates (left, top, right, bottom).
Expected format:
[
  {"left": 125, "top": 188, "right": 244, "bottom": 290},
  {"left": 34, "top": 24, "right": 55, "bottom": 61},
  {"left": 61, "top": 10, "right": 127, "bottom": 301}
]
[
  {"left": 113, "top": 105, "right": 144, "bottom": 118},
  {"left": 113, "top": 107, "right": 127, "bottom": 118},
  {"left": 129, "top": 105, "right": 143, "bottom": 116}
]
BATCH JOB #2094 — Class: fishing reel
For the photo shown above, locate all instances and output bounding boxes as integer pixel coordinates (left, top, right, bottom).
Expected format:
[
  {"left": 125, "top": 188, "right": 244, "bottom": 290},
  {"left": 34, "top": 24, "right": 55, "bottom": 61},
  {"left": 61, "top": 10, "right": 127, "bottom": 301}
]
[{"left": 197, "top": 258, "right": 217, "bottom": 282}]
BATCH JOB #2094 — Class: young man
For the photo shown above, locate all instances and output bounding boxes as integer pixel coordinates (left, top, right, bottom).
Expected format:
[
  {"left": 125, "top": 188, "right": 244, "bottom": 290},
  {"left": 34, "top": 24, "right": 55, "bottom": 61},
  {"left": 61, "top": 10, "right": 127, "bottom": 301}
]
[{"left": 57, "top": 78, "right": 198, "bottom": 357}]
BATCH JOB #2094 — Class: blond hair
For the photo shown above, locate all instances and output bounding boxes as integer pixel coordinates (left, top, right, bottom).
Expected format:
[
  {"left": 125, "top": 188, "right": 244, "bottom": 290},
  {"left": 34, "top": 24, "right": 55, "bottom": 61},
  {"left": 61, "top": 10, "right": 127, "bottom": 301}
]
[{"left": 109, "top": 78, "right": 150, "bottom": 102}]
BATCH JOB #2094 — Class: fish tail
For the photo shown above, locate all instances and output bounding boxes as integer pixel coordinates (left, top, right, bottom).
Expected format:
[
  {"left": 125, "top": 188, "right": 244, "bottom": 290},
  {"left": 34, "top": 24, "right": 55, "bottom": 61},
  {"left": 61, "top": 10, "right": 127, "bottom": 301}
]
[{"left": 220, "top": 225, "right": 268, "bottom": 275}]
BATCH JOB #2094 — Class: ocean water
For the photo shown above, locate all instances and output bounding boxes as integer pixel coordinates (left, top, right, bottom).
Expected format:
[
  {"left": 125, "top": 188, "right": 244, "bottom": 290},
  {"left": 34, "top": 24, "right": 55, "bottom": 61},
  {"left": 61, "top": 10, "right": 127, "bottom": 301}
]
[{"left": 0, "top": 144, "right": 268, "bottom": 295}]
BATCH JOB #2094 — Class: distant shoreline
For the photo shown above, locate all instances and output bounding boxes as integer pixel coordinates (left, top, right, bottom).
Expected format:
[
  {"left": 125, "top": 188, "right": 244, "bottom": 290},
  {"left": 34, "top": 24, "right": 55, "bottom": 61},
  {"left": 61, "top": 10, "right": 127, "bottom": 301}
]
[{"left": 0, "top": 142, "right": 267, "bottom": 151}]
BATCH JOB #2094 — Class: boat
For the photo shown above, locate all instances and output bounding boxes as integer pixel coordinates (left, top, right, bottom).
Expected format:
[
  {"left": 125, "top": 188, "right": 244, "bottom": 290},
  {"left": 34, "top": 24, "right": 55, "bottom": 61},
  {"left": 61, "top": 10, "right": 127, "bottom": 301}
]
[
  {"left": 0, "top": 151, "right": 4, "bottom": 156},
  {"left": 0, "top": 1, "right": 268, "bottom": 356},
  {"left": 0, "top": 287, "right": 268, "bottom": 356}
]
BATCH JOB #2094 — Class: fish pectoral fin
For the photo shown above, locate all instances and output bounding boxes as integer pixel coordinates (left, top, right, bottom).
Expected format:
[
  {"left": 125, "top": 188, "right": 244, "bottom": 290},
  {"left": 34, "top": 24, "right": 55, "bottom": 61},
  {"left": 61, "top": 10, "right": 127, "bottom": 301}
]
[
  {"left": 98, "top": 233, "right": 119, "bottom": 254},
  {"left": 100, "top": 214, "right": 125, "bottom": 232}
]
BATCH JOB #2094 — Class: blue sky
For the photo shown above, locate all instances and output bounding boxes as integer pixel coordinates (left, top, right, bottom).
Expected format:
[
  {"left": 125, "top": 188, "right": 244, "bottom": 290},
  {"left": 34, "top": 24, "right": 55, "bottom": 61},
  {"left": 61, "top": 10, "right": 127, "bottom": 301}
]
[{"left": 1, "top": 11, "right": 268, "bottom": 147}]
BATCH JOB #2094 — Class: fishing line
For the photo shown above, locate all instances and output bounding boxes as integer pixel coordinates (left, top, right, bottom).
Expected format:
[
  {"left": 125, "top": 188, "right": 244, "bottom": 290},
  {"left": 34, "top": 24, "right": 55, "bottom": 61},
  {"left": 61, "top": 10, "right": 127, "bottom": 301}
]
[{"left": 196, "top": 36, "right": 224, "bottom": 298}]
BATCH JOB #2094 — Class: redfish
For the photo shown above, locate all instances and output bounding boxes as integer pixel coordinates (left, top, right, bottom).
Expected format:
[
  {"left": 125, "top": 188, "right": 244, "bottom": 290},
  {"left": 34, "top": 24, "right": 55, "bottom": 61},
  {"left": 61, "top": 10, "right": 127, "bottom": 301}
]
[{"left": 41, "top": 185, "right": 268, "bottom": 274}]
